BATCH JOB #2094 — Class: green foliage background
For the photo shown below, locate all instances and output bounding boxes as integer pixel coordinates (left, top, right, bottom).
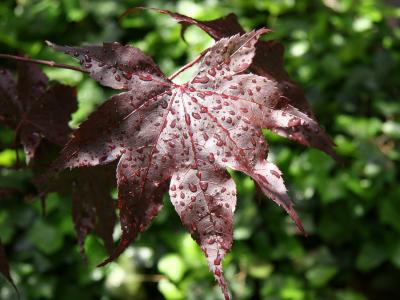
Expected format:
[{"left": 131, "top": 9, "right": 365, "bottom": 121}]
[{"left": 0, "top": 0, "right": 399, "bottom": 299}]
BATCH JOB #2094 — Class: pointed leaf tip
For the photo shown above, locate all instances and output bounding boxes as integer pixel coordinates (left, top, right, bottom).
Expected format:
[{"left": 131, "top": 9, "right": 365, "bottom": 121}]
[
  {"left": 286, "top": 205, "right": 306, "bottom": 235},
  {"left": 0, "top": 241, "right": 19, "bottom": 299},
  {"left": 96, "top": 237, "right": 131, "bottom": 268}
]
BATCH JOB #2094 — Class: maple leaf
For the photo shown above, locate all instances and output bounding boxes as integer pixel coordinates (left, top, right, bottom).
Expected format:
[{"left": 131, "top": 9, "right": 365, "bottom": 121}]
[
  {"left": 31, "top": 142, "right": 116, "bottom": 257},
  {"left": 133, "top": 8, "right": 337, "bottom": 159},
  {"left": 54, "top": 166, "right": 116, "bottom": 257},
  {"left": 0, "top": 63, "right": 77, "bottom": 163},
  {"left": 46, "top": 28, "right": 335, "bottom": 299},
  {"left": 0, "top": 239, "right": 18, "bottom": 297}
]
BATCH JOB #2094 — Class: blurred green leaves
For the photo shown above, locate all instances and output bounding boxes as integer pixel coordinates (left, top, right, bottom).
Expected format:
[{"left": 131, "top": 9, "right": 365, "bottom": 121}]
[
  {"left": 158, "top": 254, "right": 186, "bottom": 282},
  {"left": 28, "top": 219, "right": 63, "bottom": 254}
]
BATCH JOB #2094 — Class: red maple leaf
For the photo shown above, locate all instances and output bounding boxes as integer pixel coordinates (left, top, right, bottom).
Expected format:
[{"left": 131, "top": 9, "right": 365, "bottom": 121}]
[
  {"left": 131, "top": 7, "right": 337, "bottom": 156},
  {"left": 0, "top": 63, "right": 77, "bottom": 163},
  {"left": 46, "top": 27, "right": 336, "bottom": 299}
]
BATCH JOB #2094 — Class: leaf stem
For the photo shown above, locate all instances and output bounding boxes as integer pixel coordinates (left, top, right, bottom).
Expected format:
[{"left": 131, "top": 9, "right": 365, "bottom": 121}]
[
  {"left": 168, "top": 49, "right": 208, "bottom": 81},
  {"left": 0, "top": 53, "right": 88, "bottom": 73}
]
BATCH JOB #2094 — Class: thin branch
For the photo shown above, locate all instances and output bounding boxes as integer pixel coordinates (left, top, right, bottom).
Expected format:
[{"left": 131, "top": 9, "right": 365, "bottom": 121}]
[
  {"left": 168, "top": 49, "right": 209, "bottom": 81},
  {"left": 0, "top": 53, "right": 88, "bottom": 73}
]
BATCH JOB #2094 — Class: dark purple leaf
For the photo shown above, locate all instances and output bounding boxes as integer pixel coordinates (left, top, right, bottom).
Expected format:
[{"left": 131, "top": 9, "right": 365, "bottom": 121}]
[
  {"left": 32, "top": 141, "right": 117, "bottom": 256},
  {"left": 0, "top": 240, "right": 18, "bottom": 297},
  {"left": 70, "top": 166, "right": 116, "bottom": 257},
  {"left": 0, "top": 69, "right": 18, "bottom": 126},
  {"left": 0, "top": 63, "right": 77, "bottom": 163},
  {"left": 46, "top": 164, "right": 117, "bottom": 257},
  {"left": 133, "top": 8, "right": 246, "bottom": 41}
]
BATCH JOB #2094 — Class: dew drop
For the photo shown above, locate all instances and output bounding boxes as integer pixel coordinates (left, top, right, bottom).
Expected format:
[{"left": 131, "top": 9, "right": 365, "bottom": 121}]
[
  {"left": 192, "top": 75, "right": 210, "bottom": 84},
  {"left": 199, "top": 181, "right": 208, "bottom": 192},
  {"left": 192, "top": 112, "right": 201, "bottom": 120},
  {"left": 288, "top": 117, "right": 301, "bottom": 127},
  {"left": 270, "top": 170, "right": 281, "bottom": 178},
  {"left": 189, "top": 183, "right": 197, "bottom": 193},
  {"left": 138, "top": 74, "right": 153, "bottom": 81},
  {"left": 208, "top": 68, "right": 216, "bottom": 77},
  {"left": 160, "top": 100, "right": 168, "bottom": 109},
  {"left": 214, "top": 256, "right": 222, "bottom": 265},
  {"left": 185, "top": 113, "right": 191, "bottom": 125},
  {"left": 123, "top": 72, "right": 132, "bottom": 80}
]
